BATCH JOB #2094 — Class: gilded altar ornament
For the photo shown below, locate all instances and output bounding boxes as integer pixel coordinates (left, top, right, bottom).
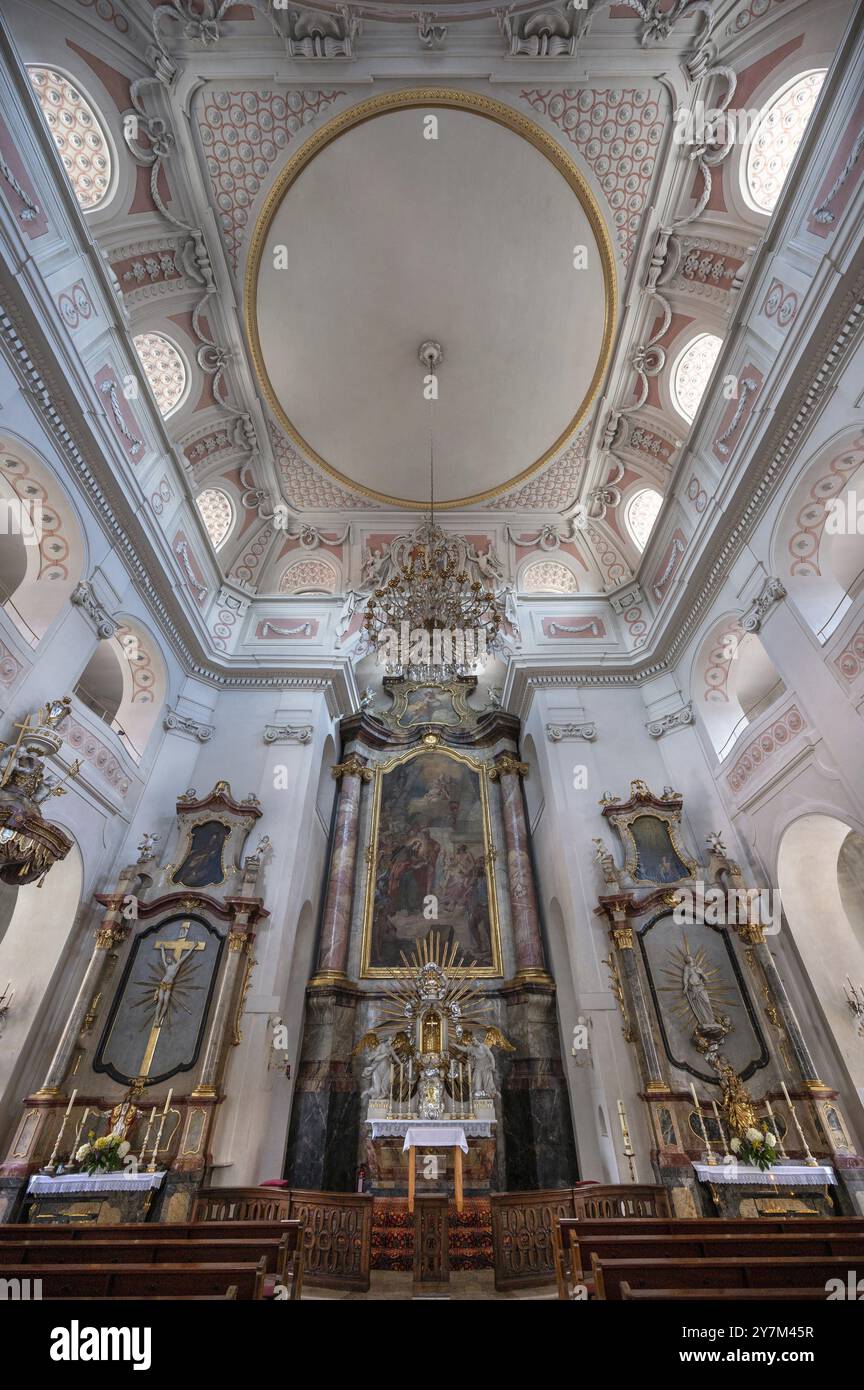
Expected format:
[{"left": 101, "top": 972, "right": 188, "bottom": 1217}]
[
  {"left": 357, "top": 929, "right": 511, "bottom": 1122},
  {"left": 0, "top": 698, "right": 79, "bottom": 884}
]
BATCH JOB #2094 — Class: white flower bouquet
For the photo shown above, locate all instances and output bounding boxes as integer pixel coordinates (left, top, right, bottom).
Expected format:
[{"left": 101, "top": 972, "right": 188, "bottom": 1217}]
[
  {"left": 729, "top": 1126, "right": 778, "bottom": 1171},
  {"left": 75, "top": 1132, "right": 131, "bottom": 1175}
]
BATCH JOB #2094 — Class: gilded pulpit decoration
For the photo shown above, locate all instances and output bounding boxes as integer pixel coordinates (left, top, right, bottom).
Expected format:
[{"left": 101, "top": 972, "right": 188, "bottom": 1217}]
[
  {"left": 360, "top": 746, "right": 502, "bottom": 976},
  {"left": 0, "top": 697, "right": 79, "bottom": 884}
]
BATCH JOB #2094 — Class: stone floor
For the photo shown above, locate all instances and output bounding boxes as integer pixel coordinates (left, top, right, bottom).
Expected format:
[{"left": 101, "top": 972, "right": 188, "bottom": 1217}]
[{"left": 304, "top": 1271, "right": 557, "bottom": 1300}]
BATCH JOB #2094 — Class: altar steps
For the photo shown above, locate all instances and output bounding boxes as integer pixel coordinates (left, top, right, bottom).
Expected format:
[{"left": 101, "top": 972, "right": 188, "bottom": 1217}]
[{"left": 371, "top": 1196, "right": 493, "bottom": 1271}]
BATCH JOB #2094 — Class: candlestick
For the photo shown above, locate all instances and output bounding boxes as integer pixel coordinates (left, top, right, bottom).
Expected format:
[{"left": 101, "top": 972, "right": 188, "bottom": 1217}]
[
  {"left": 45, "top": 1101, "right": 75, "bottom": 1172},
  {"left": 467, "top": 1062, "right": 473, "bottom": 1118},
  {"left": 389, "top": 1061, "right": 394, "bottom": 1119},
  {"left": 459, "top": 1063, "right": 464, "bottom": 1118},
  {"left": 764, "top": 1096, "right": 787, "bottom": 1160},
  {"left": 710, "top": 1100, "right": 730, "bottom": 1160},
  {"left": 780, "top": 1081, "right": 818, "bottom": 1166},
  {"left": 148, "top": 1088, "right": 174, "bottom": 1172},
  {"left": 399, "top": 1063, "right": 404, "bottom": 1120},
  {"left": 71, "top": 1106, "right": 90, "bottom": 1159},
  {"left": 616, "top": 1098, "right": 639, "bottom": 1182},
  {"left": 408, "top": 1059, "right": 413, "bottom": 1119},
  {"left": 139, "top": 1105, "right": 156, "bottom": 1170},
  {"left": 690, "top": 1083, "right": 716, "bottom": 1165}
]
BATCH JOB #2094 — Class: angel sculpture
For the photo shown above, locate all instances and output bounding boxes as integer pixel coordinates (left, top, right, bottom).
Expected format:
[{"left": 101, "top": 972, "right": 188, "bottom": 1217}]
[
  {"left": 453, "top": 1026, "right": 514, "bottom": 1098},
  {"left": 354, "top": 1031, "right": 402, "bottom": 1101}
]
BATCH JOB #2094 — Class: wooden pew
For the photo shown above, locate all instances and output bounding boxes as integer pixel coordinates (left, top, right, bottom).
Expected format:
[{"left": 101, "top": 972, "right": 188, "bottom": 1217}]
[
  {"left": 621, "top": 1283, "right": 828, "bottom": 1302},
  {"left": 593, "top": 1253, "right": 856, "bottom": 1301},
  {"left": 0, "top": 1259, "right": 267, "bottom": 1300},
  {"left": 1, "top": 1220, "right": 305, "bottom": 1298},
  {"left": 0, "top": 1237, "right": 290, "bottom": 1287},
  {"left": 555, "top": 1216, "right": 864, "bottom": 1298}
]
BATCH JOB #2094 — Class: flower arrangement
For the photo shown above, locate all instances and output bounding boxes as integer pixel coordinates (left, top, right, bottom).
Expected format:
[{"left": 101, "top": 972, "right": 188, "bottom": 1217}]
[
  {"left": 75, "top": 1132, "right": 130, "bottom": 1176},
  {"left": 729, "top": 1126, "right": 778, "bottom": 1171}
]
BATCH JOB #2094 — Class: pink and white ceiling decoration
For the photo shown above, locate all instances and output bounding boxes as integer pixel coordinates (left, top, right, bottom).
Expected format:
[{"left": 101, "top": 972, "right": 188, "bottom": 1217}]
[{"left": 27, "top": 65, "right": 112, "bottom": 210}]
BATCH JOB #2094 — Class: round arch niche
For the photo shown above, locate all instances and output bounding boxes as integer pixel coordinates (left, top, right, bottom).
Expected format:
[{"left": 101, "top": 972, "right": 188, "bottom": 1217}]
[{"left": 777, "top": 814, "right": 864, "bottom": 1091}]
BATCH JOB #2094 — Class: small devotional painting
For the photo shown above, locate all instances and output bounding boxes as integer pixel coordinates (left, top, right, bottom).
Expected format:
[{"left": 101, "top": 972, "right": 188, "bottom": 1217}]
[
  {"left": 362, "top": 749, "right": 501, "bottom": 976},
  {"left": 171, "top": 819, "right": 231, "bottom": 888},
  {"left": 628, "top": 813, "right": 693, "bottom": 884}
]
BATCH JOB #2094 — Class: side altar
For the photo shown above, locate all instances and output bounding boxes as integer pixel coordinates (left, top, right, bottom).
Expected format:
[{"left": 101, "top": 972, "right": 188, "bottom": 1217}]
[
  {"left": 592, "top": 780, "right": 864, "bottom": 1218},
  {"left": 0, "top": 781, "right": 270, "bottom": 1225}
]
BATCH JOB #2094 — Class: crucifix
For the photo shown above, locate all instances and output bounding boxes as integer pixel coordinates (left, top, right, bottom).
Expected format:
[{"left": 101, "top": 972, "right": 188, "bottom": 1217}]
[{"left": 138, "top": 921, "right": 205, "bottom": 1078}]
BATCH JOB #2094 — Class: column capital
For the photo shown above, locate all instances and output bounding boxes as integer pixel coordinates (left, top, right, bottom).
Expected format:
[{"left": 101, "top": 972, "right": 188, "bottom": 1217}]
[
  {"left": 331, "top": 753, "right": 373, "bottom": 781},
  {"left": 94, "top": 924, "right": 130, "bottom": 950},
  {"left": 489, "top": 753, "right": 529, "bottom": 780}
]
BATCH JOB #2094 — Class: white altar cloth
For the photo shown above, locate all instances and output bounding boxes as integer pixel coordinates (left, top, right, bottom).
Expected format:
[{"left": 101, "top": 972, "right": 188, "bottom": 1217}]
[
  {"left": 27, "top": 1171, "right": 166, "bottom": 1195},
  {"left": 403, "top": 1125, "right": 468, "bottom": 1153},
  {"left": 692, "top": 1162, "right": 836, "bottom": 1186},
  {"left": 368, "top": 1119, "right": 493, "bottom": 1143}
]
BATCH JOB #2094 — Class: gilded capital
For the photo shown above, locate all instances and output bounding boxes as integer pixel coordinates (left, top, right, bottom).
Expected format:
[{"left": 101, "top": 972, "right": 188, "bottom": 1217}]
[
  {"left": 737, "top": 920, "right": 765, "bottom": 946},
  {"left": 95, "top": 925, "right": 128, "bottom": 950},
  {"left": 332, "top": 754, "right": 373, "bottom": 782},
  {"left": 612, "top": 925, "right": 634, "bottom": 950},
  {"left": 489, "top": 754, "right": 529, "bottom": 780}
]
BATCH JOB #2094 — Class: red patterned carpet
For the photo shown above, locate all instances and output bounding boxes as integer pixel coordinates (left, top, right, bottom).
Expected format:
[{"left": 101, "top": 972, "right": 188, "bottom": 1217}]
[{"left": 372, "top": 1197, "right": 493, "bottom": 1271}]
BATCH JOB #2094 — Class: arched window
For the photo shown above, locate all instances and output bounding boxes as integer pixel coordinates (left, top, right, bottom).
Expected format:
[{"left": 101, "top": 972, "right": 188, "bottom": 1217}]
[
  {"left": 672, "top": 333, "right": 723, "bottom": 424},
  {"left": 279, "top": 558, "right": 338, "bottom": 594},
  {"left": 745, "top": 71, "right": 826, "bottom": 215},
  {"left": 132, "top": 333, "right": 188, "bottom": 417},
  {"left": 73, "top": 622, "right": 166, "bottom": 762},
  {"left": 625, "top": 488, "right": 663, "bottom": 551},
  {"left": 27, "top": 66, "right": 113, "bottom": 210},
  {"left": 520, "top": 559, "right": 578, "bottom": 594},
  {"left": 196, "top": 488, "right": 233, "bottom": 550}
]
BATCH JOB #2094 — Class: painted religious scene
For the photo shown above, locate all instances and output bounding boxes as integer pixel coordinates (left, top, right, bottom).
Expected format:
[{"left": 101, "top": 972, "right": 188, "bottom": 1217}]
[{"left": 363, "top": 750, "right": 500, "bottom": 974}]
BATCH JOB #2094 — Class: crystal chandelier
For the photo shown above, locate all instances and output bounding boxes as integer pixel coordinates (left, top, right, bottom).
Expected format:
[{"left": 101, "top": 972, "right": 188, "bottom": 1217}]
[{"left": 363, "top": 343, "right": 503, "bottom": 683}]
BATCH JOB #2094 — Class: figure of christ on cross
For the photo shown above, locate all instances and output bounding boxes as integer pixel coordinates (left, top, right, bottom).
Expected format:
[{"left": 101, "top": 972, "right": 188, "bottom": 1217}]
[{"left": 137, "top": 921, "right": 205, "bottom": 1078}]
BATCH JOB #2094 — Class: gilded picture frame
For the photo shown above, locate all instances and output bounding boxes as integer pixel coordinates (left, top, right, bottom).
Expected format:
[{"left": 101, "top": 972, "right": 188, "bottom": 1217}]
[
  {"left": 168, "top": 815, "right": 235, "bottom": 889},
  {"left": 385, "top": 681, "right": 473, "bottom": 729},
  {"left": 606, "top": 806, "right": 699, "bottom": 886},
  {"left": 360, "top": 745, "right": 502, "bottom": 978}
]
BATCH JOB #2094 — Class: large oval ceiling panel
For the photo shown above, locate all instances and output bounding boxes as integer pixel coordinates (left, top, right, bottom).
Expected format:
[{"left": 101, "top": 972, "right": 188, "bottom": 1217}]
[{"left": 246, "top": 89, "right": 616, "bottom": 507}]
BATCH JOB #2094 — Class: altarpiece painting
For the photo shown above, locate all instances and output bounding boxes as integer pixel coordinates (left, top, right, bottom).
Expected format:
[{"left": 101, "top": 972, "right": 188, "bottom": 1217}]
[{"left": 361, "top": 748, "right": 501, "bottom": 976}]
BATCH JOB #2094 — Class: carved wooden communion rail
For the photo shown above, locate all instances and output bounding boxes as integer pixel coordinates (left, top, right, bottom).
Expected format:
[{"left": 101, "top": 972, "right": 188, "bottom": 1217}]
[
  {"left": 490, "top": 1184, "right": 670, "bottom": 1291},
  {"left": 193, "top": 1187, "right": 373, "bottom": 1291}
]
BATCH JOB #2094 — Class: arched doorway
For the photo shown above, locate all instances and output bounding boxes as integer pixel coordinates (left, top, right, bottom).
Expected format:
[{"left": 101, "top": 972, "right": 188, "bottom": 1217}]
[
  {"left": 777, "top": 814, "right": 864, "bottom": 1099},
  {"left": 0, "top": 843, "right": 84, "bottom": 1129}
]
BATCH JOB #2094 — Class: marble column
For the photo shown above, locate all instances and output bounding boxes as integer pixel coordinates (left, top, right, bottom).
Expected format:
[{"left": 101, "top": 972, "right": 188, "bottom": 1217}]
[
  {"left": 491, "top": 753, "right": 550, "bottom": 983},
  {"left": 606, "top": 910, "right": 668, "bottom": 1093},
  {"left": 34, "top": 915, "right": 131, "bottom": 1099},
  {"left": 310, "top": 753, "right": 371, "bottom": 985},
  {"left": 192, "top": 927, "right": 253, "bottom": 1099},
  {"left": 740, "top": 921, "right": 828, "bottom": 1088}
]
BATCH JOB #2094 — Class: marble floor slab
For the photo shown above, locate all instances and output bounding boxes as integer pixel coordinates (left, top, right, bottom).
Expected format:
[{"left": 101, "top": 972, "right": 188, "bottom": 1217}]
[{"left": 303, "top": 1271, "right": 557, "bottom": 1300}]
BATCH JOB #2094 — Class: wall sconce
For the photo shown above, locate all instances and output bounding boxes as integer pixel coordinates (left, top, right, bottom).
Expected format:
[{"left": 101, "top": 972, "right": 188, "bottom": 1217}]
[{"left": 844, "top": 977, "right": 864, "bottom": 1038}]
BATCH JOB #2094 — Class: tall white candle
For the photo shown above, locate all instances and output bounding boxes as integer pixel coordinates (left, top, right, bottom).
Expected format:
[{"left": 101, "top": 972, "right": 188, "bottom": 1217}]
[{"left": 64, "top": 1088, "right": 78, "bottom": 1118}]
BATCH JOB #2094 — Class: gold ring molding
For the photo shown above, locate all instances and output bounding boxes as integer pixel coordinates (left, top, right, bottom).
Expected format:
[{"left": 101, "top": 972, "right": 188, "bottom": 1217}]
[{"left": 244, "top": 86, "right": 619, "bottom": 509}]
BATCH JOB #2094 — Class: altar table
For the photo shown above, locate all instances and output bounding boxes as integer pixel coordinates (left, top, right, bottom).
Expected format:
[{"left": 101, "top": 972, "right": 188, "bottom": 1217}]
[
  {"left": 691, "top": 1162, "right": 836, "bottom": 1185},
  {"left": 404, "top": 1125, "right": 467, "bottom": 1215}
]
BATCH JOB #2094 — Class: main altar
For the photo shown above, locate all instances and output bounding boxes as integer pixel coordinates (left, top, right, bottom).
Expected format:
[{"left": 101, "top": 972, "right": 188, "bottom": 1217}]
[{"left": 285, "top": 677, "right": 578, "bottom": 1199}]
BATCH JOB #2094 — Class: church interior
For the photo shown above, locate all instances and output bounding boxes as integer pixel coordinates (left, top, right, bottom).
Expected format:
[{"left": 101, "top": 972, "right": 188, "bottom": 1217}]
[{"left": 1, "top": 0, "right": 864, "bottom": 1324}]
